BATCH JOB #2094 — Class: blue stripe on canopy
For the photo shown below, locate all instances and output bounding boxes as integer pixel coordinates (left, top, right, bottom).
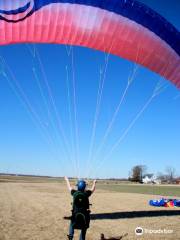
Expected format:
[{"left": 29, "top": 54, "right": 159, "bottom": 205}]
[{"left": 0, "top": 2, "right": 31, "bottom": 15}]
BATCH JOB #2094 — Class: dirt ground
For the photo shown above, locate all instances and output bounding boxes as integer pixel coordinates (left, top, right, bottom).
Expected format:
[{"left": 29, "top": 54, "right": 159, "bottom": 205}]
[{"left": 0, "top": 182, "right": 179, "bottom": 240}]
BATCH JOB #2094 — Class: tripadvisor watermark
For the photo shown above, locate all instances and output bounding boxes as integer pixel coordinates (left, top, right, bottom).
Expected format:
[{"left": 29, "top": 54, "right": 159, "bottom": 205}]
[{"left": 135, "top": 227, "right": 173, "bottom": 236}]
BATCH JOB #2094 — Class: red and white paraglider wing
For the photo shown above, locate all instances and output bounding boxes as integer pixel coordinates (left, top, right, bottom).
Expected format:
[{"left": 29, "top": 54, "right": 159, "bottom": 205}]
[{"left": 0, "top": 0, "right": 179, "bottom": 87}]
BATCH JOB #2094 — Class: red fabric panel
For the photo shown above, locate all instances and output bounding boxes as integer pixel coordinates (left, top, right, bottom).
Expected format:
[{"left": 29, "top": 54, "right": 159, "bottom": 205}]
[{"left": 0, "top": 3, "right": 179, "bottom": 88}]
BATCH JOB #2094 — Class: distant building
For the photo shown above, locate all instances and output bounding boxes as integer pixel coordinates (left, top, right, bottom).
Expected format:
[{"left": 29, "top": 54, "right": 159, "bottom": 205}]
[
  {"left": 153, "top": 178, "right": 162, "bottom": 185},
  {"left": 142, "top": 174, "right": 162, "bottom": 184},
  {"left": 142, "top": 174, "right": 154, "bottom": 184},
  {"left": 175, "top": 178, "right": 180, "bottom": 185}
]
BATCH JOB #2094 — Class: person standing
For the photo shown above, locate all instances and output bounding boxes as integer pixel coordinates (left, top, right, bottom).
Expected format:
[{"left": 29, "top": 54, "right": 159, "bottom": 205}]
[{"left": 64, "top": 176, "right": 97, "bottom": 240}]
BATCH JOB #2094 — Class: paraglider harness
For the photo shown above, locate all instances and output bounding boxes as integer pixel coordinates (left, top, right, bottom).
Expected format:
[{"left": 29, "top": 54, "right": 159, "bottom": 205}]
[{"left": 71, "top": 191, "right": 91, "bottom": 230}]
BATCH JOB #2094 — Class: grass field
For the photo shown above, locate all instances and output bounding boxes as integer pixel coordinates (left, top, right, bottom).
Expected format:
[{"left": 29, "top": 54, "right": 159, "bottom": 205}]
[
  {"left": 98, "top": 183, "right": 180, "bottom": 197},
  {"left": 1, "top": 175, "right": 179, "bottom": 197},
  {"left": 0, "top": 175, "right": 179, "bottom": 240}
]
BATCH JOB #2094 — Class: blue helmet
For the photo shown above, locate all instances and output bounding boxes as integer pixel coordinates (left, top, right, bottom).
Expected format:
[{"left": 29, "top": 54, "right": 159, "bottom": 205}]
[{"left": 77, "top": 180, "right": 86, "bottom": 191}]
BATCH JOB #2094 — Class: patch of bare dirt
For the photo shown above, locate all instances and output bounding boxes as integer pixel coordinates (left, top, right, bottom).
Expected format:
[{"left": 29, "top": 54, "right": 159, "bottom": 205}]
[{"left": 0, "top": 182, "right": 179, "bottom": 240}]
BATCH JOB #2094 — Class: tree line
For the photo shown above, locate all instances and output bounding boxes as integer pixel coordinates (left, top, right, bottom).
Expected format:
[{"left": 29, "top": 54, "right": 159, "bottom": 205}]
[{"left": 129, "top": 165, "right": 178, "bottom": 183}]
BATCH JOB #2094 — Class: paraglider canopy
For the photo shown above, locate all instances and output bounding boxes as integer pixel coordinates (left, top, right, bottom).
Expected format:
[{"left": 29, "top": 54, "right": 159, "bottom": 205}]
[{"left": 0, "top": 0, "right": 179, "bottom": 87}]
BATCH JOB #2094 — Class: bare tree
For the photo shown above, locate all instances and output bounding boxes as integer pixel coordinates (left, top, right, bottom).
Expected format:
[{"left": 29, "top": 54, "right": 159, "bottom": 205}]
[
  {"left": 157, "top": 172, "right": 166, "bottom": 181},
  {"left": 165, "top": 166, "right": 176, "bottom": 183},
  {"left": 130, "top": 165, "right": 147, "bottom": 182}
]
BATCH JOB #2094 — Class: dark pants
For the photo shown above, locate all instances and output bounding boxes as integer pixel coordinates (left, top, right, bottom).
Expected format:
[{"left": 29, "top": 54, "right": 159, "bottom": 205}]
[{"left": 69, "top": 223, "right": 87, "bottom": 240}]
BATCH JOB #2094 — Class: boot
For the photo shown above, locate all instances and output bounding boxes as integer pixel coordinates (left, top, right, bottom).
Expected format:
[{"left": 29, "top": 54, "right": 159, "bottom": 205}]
[{"left": 67, "top": 235, "right": 73, "bottom": 240}]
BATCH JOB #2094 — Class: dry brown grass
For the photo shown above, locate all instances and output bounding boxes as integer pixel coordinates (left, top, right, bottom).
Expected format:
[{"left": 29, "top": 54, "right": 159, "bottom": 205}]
[{"left": 0, "top": 181, "right": 179, "bottom": 240}]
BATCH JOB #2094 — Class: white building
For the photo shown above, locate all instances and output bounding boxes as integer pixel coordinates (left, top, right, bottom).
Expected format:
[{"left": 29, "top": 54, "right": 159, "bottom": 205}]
[{"left": 142, "top": 174, "right": 161, "bottom": 184}]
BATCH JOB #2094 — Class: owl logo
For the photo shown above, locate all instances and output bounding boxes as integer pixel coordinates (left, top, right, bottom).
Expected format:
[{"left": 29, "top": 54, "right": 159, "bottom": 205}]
[{"left": 0, "top": 0, "right": 35, "bottom": 22}]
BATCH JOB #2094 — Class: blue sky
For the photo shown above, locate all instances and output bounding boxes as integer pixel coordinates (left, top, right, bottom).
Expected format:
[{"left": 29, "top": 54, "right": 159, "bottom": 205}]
[{"left": 0, "top": 0, "right": 180, "bottom": 178}]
